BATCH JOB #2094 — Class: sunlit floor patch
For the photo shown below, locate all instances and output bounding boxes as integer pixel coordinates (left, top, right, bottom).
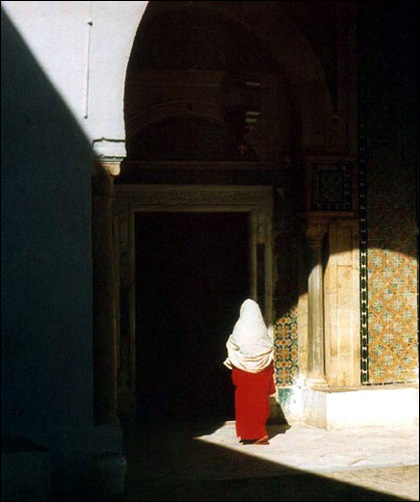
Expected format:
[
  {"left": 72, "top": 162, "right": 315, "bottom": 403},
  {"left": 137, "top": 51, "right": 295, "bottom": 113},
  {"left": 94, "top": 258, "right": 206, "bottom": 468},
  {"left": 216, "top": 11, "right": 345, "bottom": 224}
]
[{"left": 193, "top": 421, "right": 419, "bottom": 500}]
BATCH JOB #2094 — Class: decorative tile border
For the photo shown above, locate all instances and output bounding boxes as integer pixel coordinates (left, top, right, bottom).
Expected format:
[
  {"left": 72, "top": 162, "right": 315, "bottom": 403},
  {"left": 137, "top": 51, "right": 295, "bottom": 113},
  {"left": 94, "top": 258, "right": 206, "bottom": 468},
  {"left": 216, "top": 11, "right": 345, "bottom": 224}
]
[
  {"left": 358, "top": 63, "right": 369, "bottom": 384},
  {"left": 273, "top": 199, "right": 300, "bottom": 387},
  {"left": 273, "top": 312, "right": 299, "bottom": 386}
]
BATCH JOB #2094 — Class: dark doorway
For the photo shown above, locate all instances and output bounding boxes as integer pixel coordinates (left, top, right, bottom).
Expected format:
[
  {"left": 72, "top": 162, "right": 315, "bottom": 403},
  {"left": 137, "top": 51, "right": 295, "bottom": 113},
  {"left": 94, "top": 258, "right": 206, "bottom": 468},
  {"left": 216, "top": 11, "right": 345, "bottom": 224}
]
[{"left": 135, "top": 212, "right": 250, "bottom": 423}]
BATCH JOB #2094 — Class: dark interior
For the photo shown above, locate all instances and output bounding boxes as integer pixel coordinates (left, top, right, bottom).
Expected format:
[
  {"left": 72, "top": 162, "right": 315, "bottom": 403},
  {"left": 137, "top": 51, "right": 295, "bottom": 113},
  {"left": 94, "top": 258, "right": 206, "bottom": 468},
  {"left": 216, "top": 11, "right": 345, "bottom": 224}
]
[{"left": 135, "top": 212, "right": 250, "bottom": 422}]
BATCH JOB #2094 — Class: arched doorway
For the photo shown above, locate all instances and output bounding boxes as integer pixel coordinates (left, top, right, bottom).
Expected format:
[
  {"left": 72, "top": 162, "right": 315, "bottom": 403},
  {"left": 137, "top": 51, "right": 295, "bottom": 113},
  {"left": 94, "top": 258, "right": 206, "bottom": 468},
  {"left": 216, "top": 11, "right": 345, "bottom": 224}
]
[
  {"left": 115, "top": 1, "right": 368, "bottom": 428},
  {"left": 117, "top": 3, "right": 282, "bottom": 420}
]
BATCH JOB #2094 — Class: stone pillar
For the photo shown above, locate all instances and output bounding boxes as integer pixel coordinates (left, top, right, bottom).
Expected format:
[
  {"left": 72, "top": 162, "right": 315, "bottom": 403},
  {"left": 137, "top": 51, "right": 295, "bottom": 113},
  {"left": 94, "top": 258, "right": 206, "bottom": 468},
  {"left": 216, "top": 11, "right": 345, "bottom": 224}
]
[
  {"left": 114, "top": 209, "right": 137, "bottom": 418},
  {"left": 306, "top": 223, "right": 327, "bottom": 386},
  {"left": 324, "top": 218, "right": 361, "bottom": 387},
  {"left": 92, "top": 161, "right": 119, "bottom": 425}
]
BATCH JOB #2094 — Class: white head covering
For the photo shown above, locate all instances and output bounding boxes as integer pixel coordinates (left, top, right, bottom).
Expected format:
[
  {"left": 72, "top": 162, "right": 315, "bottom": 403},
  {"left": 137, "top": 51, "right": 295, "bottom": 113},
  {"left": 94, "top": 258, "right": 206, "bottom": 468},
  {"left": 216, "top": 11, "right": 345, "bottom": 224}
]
[{"left": 223, "top": 299, "right": 274, "bottom": 373}]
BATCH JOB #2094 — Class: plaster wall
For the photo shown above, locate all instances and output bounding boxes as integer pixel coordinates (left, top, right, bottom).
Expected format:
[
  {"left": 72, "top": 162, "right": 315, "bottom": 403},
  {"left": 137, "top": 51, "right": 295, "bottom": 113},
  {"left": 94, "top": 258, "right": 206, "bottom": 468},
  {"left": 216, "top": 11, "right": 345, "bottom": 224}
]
[
  {"left": 1, "top": 6, "right": 93, "bottom": 442},
  {"left": 1, "top": 7, "right": 123, "bottom": 495},
  {"left": 1, "top": 0, "right": 149, "bottom": 157}
]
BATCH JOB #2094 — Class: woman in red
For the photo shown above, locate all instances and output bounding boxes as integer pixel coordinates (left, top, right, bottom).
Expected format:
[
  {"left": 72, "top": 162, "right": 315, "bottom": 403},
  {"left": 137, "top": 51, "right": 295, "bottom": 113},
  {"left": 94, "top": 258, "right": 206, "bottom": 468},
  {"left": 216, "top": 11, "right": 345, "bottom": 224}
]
[{"left": 224, "top": 299, "right": 275, "bottom": 445}]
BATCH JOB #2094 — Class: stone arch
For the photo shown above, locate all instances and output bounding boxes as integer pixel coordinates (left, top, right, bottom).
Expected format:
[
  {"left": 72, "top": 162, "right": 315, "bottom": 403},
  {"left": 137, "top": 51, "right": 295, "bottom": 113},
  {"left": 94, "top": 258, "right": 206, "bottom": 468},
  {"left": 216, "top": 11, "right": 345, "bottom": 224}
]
[
  {"left": 124, "top": 1, "right": 333, "bottom": 154},
  {"left": 126, "top": 115, "right": 260, "bottom": 162},
  {"left": 124, "top": 69, "right": 225, "bottom": 143}
]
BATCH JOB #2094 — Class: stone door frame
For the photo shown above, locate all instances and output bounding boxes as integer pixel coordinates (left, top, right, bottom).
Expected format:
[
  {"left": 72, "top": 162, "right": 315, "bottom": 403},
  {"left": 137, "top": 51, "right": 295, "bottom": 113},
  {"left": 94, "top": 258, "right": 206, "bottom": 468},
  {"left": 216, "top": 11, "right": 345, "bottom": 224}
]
[{"left": 113, "top": 184, "right": 274, "bottom": 416}]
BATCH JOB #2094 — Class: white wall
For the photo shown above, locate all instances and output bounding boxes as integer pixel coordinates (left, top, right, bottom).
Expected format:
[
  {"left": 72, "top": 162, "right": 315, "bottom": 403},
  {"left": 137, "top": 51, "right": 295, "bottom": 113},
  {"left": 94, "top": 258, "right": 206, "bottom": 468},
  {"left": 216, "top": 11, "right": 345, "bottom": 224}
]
[{"left": 2, "top": 0, "right": 148, "bottom": 158}]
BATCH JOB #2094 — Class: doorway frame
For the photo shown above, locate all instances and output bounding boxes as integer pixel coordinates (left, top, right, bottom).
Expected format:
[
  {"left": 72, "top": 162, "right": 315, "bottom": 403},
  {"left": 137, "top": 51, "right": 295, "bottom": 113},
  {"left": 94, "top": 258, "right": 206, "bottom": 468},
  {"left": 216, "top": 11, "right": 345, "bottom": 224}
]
[{"left": 113, "top": 184, "right": 274, "bottom": 416}]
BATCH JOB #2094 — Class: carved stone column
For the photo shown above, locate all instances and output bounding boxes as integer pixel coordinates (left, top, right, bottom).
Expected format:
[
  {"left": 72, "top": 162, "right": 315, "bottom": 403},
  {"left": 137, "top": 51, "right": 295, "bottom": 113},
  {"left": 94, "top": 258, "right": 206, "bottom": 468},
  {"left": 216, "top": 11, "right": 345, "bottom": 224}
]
[
  {"left": 306, "top": 223, "right": 328, "bottom": 386},
  {"left": 92, "top": 161, "right": 119, "bottom": 425}
]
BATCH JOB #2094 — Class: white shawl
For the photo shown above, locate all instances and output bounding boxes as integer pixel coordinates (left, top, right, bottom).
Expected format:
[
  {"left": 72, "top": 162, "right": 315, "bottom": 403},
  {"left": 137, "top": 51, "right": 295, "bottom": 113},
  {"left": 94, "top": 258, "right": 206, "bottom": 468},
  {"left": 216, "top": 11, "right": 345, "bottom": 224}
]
[{"left": 223, "top": 299, "right": 273, "bottom": 373}]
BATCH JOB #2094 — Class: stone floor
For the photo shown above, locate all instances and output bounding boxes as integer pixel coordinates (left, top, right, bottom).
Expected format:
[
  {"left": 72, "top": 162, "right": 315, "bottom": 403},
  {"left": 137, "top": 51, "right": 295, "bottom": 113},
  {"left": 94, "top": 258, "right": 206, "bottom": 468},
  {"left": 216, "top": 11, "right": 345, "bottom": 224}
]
[{"left": 118, "top": 419, "right": 419, "bottom": 501}]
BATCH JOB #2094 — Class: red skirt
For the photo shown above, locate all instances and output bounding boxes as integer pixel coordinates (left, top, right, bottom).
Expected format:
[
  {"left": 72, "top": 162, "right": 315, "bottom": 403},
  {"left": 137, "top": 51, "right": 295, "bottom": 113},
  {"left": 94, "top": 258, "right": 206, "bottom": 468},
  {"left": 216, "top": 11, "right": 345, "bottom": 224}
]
[{"left": 231, "top": 363, "right": 275, "bottom": 440}]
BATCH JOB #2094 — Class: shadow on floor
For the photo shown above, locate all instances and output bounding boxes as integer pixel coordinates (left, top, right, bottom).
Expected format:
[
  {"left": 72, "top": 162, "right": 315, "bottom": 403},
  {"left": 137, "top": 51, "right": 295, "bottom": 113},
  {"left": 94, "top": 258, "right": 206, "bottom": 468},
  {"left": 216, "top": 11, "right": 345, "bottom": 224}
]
[
  {"left": 266, "top": 423, "right": 291, "bottom": 441},
  {"left": 111, "top": 419, "right": 410, "bottom": 502}
]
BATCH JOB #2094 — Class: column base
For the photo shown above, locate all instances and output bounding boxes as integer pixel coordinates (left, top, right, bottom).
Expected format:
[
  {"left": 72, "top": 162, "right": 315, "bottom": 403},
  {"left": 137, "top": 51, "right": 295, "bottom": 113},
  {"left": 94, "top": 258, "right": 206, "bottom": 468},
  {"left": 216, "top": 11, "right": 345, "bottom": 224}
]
[
  {"left": 1, "top": 437, "right": 51, "bottom": 501},
  {"left": 305, "top": 376, "right": 328, "bottom": 388},
  {"left": 300, "top": 385, "right": 419, "bottom": 429}
]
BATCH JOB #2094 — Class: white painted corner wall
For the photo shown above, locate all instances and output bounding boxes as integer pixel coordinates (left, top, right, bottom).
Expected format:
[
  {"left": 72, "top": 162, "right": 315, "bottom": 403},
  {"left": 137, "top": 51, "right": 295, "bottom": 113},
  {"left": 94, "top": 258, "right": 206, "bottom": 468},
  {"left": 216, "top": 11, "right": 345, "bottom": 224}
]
[{"left": 1, "top": 0, "right": 149, "bottom": 157}]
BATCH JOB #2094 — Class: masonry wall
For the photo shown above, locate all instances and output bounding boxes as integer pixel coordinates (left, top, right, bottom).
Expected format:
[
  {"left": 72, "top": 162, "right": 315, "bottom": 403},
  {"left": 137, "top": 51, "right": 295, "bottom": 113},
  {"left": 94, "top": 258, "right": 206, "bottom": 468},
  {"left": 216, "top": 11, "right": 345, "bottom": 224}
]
[{"left": 359, "top": 2, "right": 418, "bottom": 384}]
